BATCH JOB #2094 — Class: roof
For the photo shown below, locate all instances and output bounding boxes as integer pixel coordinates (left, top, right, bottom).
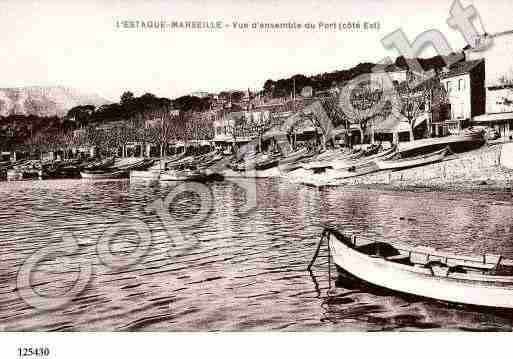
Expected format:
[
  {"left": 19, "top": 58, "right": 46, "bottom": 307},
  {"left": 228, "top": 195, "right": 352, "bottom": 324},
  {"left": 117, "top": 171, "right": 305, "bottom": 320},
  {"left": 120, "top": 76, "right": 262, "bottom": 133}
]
[{"left": 440, "top": 59, "right": 483, "bottom": 79}]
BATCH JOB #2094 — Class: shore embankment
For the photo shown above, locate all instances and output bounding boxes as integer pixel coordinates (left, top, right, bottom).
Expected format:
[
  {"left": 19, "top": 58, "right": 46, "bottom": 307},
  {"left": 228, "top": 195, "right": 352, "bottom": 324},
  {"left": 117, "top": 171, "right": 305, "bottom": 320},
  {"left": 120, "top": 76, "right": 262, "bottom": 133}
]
[{"left": 283, "top": 143, "right": 513, "bottom": 191}]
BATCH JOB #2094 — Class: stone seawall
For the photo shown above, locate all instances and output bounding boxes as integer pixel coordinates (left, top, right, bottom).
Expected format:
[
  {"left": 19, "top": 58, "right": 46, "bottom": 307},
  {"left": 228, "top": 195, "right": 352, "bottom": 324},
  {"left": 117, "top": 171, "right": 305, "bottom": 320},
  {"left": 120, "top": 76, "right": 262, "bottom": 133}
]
[{"left": 287, "top": 144, "right": 513, "bottom": 190}]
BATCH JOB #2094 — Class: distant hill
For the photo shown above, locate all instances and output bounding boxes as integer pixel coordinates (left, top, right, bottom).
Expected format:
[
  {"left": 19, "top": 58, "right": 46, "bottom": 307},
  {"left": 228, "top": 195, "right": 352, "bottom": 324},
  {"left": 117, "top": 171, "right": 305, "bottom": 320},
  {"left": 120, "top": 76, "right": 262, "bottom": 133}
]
[
  {"left": 0, "top": 86, "right": 108, "bottom": 117},
  {"left": 263, "top": 53, "right": 465, "bottom": 98}
]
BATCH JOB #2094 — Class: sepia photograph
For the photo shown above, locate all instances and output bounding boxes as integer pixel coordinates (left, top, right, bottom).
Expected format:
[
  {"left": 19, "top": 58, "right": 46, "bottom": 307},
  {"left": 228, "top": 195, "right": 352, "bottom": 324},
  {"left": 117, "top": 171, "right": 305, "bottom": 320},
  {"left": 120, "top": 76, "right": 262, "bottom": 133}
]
[{"left": 1, "top": 0, "right": 513, "bottom": 356}]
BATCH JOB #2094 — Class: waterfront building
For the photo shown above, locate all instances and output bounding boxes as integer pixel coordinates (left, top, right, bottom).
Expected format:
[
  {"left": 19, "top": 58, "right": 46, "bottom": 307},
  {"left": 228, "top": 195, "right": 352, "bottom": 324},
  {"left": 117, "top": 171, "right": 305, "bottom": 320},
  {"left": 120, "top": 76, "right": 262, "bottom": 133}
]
[
  {"left": 466, "top": 31, "right": 513, "bottom": 138},
  {"left": 1, "top": 151, "right": 10, "bottom": 162},
  {"left": 301, "top": 86, "right": 313, "bottom": 98},
  {"left": 439, "top": 59, "right": 486, "bottom": 134}
]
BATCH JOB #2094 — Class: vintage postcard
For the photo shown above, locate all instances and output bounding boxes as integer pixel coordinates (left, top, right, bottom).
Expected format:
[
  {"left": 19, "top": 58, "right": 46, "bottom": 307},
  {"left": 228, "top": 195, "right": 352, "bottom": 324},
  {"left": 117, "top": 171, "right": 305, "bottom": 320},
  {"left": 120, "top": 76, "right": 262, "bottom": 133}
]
[{"left": 1, "top": 0, "right": 513, "bottom": 357}]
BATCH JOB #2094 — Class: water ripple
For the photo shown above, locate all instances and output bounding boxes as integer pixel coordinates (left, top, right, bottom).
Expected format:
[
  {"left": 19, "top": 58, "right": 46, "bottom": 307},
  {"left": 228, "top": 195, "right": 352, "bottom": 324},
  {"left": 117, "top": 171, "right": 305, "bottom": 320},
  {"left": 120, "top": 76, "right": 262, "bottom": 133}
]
[{"left": 1, "top": 178, "right": 513, "bottom": 330}]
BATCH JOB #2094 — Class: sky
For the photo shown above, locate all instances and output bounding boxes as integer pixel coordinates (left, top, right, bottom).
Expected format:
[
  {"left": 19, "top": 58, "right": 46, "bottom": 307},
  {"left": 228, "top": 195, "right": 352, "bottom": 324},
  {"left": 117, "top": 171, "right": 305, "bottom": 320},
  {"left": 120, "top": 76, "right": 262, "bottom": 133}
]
[{"left": 0, "top": 0, "right": 512, "bottom": 101}]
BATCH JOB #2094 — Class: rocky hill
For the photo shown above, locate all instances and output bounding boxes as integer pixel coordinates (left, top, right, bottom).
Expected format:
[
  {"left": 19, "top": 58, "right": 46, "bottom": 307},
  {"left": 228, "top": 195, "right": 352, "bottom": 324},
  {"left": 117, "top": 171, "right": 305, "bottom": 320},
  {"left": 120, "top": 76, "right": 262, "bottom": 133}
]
[{"left": 0, "top": 86, "right": 108, "bottom": 117}]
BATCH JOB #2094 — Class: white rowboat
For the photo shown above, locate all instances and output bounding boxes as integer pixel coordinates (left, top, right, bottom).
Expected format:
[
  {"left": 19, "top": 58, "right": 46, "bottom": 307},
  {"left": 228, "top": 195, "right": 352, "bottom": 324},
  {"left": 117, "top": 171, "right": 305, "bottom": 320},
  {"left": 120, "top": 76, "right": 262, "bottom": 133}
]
[
  {"left": 375, "top": 147, "right": 448, "bottom": 171},
  {"left": 159, "top": 169, "right": 204, "bottom": 181},
  {"left": 322, "top": 228, "right": 513, "bottom": 309}
]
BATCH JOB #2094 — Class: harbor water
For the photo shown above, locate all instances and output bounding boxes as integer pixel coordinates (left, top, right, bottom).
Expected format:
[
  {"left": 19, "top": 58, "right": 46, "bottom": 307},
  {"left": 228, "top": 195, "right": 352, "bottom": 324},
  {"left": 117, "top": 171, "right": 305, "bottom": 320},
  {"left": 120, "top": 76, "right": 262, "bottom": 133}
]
[{"left": 1, "top": 178, "right": 513, "bottom": 331}]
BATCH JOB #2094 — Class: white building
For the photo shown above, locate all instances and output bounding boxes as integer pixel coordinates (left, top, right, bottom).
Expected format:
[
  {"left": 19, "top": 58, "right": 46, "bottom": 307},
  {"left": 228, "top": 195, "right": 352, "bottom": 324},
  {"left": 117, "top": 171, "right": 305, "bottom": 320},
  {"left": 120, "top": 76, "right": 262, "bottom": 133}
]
[
  {"left": 439, "top": 59, "right": 485, "bottom": 134},
  {"left": 466, "top": 31, "right": 513, "bottom": 137},
  {"left": 300, "top": 86, "right": 313, "bottom": 98}
]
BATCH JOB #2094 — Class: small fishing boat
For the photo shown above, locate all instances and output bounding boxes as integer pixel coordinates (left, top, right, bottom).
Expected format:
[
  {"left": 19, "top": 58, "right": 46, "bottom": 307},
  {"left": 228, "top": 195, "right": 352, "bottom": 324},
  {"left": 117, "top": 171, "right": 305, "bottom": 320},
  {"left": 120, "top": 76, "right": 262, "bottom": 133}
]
[
  {"left": 254, "top": 153, "right": 281, "bottom": 171},
  {"left": 332, "top": 146, "right": 396, "bottom": 171},
  {"left": 80, "top": 169, "right": 128, "bottom": 179},
  {"left": 230, "top": 152, "right": 258, "bottom": 172},
  {"left": 397, "top": 131, "right": 484, "bottom": 156},
  {"left": 130, "top": 153, "right": 187, "bottom": 180},
  {"left": 42, "top": 163, "right": 81, "bottom": 179},
  {"left": 197, "top": 153, "right": 224, "bottom": 169},
  {"left": 376, "top": 147, "right": 449, "bottom": 171},
  {"left": 302, "top": 149, "right": 362, "bottom": 170},
  {"left": 279, "top": 147, "right": 309, "bottom": 164},
  {"left": 81, "top": 158, "right": 152, "bottom": 179},
  {"left": 159, "top": 169, "right": 205, "bottom": 181},
  {"left": 317, "top": 227, "right": 513, "bottom": 309},
  {"left": 278, "top": 148, "right": 313, "bottom": 173},
  {"left": 83, "top": 157, "right": 115, "bottom": 170}
]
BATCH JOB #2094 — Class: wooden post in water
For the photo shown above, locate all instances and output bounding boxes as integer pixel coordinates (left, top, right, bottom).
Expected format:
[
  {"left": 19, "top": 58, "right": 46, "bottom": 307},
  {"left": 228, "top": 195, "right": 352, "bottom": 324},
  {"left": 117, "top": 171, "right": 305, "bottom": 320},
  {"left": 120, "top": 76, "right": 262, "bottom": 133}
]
[{"left": 328, "top": 232, "right": 331, "bottom": 290}]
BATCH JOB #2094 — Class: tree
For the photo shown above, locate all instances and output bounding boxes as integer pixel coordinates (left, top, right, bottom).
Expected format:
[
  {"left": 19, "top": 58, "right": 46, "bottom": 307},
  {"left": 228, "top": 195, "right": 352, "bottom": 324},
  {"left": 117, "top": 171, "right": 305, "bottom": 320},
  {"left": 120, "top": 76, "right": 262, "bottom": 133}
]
[
  {"left": 393, "top": 73, "right": 445, "bottom": 142},
  {"left": 340, "top": 76, "right": 384, "bottom": 145},
  {"left": 56, "top": 130, "right": 76, "bottom": 159},
  {"left": 231, "top": 91, "right": 245, "bottom": 103},
  {"left": 108, "top": 122, "right": 138, "bottom": 157},
  {"left": 66, "top": 105, "right": 95, "bottom": 127},
  {"left": 86, "top": 127, "right": 109, "bottom": 157},
  {"left": 120, "top": 91, "right": 134, "bottom": 106},
  {"left": 263, "top": 80, "right": 274, "bottom": 95},
  {"left": 133, "top": 112, "right": 155, "bottom": 157},
  {"left": 149, "top": 110, "right": 177, "bottom": 158}
]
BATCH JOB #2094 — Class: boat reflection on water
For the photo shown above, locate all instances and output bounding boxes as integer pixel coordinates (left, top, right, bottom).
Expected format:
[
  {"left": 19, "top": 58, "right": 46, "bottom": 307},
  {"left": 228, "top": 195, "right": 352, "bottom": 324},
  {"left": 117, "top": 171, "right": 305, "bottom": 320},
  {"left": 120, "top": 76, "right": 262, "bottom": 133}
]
[{"left": 309, "top": 257, "right": 513, "bottom": 330}]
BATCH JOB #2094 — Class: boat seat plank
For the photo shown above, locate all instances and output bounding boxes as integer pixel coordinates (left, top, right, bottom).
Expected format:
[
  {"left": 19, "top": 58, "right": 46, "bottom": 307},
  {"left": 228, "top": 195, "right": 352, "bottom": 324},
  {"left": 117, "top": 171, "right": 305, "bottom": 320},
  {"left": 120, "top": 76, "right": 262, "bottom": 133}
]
[
  {"left": 385, "top": 254, "right": 410, "bottom": 262},
  {"left": 410, "top": 252, "right": 430, "bottom": 265},
  {"left": 446, "top": 259, "right": 496, "bottom": 270}
]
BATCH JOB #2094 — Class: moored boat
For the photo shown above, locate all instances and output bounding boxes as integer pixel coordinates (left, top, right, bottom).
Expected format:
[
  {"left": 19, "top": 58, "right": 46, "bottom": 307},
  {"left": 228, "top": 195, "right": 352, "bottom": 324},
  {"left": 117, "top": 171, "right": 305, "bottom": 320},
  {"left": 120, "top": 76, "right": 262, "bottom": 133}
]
[
  {"left": 81, "top": 158, "right": 153, "bottom": 179},
  {"left": 83, "top": 157, "right": 115, "bottom": 170},
  {"left": 397, "top": 131, "right": 484, "bottom": 157},
  {"left": 302, "top": 148, "right": 362, "bottom": 170},
  {"left": 279, "top": 147, "right": 309, "bottom": 164},
  {"left": 376, "top": 147, "right": 449, "bottom": 171},
  {"left": 254, "top": 153, "right": 280, "bottom": 171},
  {"left": 80, "top": 168, "right": 128, "bottom": 179},
  {"left": 319, "top": 227, "right": 513, "bottom": 309},
  {"left": 159, "top": 169, "right": 205, "bottom": 181},
  {"left": 332, "top": 146, "right": 396, "bottom": 171}
]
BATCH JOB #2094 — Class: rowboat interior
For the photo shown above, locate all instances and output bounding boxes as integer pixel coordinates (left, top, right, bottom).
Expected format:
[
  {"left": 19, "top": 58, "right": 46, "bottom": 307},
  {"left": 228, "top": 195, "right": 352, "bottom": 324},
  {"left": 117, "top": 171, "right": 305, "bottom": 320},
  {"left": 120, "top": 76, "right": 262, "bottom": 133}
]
[{"left": 326, "top": 228, "right": 513, "bottom": 281}]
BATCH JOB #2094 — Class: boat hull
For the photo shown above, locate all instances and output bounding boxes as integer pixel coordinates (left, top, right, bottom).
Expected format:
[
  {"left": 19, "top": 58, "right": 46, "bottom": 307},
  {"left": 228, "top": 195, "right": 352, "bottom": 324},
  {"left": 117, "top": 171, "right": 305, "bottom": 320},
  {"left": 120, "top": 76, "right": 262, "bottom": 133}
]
[
  {"left": 328, "top": 233, "right": 513, "bottom": 309},
  {"left": 376, "top": 148, "right": 447, "bottom": 171},
  {"left": 130, "top": 170, "right": 161, "bottom": 180},
  {"left": 80, "top": 170, "right": 127, "bottom": 179},
  {"left": 159, "top": 171, "right": 204, "bottom": 181}
]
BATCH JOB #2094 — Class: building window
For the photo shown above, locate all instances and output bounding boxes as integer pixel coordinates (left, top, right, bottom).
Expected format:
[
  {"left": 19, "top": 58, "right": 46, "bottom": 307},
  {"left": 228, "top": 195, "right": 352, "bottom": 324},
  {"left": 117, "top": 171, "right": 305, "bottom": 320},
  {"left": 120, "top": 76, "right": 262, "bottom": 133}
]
[
  {"left": 447, "top": 81, "right": 452, "bottom": 93},
  {"left": 458, "top": 79, "right": 465, "bottom": 91}
]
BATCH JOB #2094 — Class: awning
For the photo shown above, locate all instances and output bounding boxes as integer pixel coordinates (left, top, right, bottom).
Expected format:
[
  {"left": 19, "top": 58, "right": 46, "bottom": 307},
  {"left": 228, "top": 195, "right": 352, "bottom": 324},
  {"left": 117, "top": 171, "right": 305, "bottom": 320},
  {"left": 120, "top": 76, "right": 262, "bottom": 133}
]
[
  {"left": 473, "top": 112, "right": 513, "bottom": 123},
  {"left": 213, "top": 135, "right": 232, "bottom": 142},
  {"left": 413, "top": 113, "right": 429, "bottom": 128}
]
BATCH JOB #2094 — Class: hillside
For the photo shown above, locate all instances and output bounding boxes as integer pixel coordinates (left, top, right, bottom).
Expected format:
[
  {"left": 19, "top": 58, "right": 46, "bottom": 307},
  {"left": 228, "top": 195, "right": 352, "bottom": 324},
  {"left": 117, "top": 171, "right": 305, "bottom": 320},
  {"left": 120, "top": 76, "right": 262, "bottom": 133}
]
[
  {"left": 263, "top": 53, "right": 464, "bottom": 98},
  {"left": 0, "top": 86, "right": 108, "bottom": 117}
]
